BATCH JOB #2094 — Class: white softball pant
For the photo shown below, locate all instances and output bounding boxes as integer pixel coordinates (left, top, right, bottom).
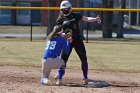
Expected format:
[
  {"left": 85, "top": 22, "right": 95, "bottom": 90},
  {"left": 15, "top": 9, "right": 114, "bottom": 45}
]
[{"left": 42, "top": 57, "right": 65, "bottom": 78}]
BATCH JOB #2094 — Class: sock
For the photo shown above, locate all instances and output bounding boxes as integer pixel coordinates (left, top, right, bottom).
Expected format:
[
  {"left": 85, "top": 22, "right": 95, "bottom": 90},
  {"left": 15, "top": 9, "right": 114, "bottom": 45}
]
[
  {"left": 82, "top": 61, "right": 88, "bottom": 80},
  {"left": 58, "top": 68, "right": 65, "bottom": 80}
]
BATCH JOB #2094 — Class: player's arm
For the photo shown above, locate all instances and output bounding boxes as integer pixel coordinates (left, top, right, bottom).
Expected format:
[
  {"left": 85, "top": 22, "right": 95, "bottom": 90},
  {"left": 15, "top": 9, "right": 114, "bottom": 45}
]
[
  {"left": 62, "top": 36, "right": 73, "bottom": 54},
  {"left": 62, "top": 39, "right": 70, "bottom": 55},
  {"left": 81, "top": 15, "right": 100, "bottom": 22}
]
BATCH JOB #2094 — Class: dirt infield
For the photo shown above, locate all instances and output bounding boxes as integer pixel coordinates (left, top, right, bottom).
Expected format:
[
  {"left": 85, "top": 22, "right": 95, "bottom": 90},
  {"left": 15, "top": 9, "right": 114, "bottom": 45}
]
[{"left": 0, "top": 66, "right": 140, "bottom": 93}]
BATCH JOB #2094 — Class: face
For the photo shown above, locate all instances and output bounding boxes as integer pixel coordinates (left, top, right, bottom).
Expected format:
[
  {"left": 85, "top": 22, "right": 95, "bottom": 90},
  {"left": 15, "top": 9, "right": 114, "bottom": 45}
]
[{"left": 61, "top": 8, "right": 71, "bottom": 16}]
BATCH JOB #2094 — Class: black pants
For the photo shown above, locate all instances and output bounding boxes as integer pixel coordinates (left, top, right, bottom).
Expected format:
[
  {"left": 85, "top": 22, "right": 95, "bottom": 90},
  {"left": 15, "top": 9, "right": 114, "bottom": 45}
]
[{"left": 61, "top": 38, "right": 88, "bottom": 79}]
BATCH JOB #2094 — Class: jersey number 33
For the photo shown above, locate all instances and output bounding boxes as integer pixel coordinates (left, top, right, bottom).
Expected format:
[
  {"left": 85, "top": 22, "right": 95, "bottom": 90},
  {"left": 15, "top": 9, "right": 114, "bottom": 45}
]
[{"left": 45, "top": 41, "right": 57, "bottom": 50}]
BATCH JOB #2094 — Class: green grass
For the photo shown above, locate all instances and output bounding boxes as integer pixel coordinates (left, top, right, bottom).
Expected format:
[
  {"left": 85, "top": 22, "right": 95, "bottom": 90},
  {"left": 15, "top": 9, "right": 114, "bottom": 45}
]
[
  {"left": 0, "top": 25, "right": 46, "bottom": 34},
  {"left": 0, "top": 39, "right": 140, "bottom": 73}
]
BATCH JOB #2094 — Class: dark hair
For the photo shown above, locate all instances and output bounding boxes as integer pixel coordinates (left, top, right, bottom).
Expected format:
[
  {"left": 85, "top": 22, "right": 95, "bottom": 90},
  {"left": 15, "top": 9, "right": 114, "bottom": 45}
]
[
  {"left": 56, "top": 11, "right": 64, "bottom": 24},
  {"left": 48, "top": 25, "right": 62, "bottom": 40}
]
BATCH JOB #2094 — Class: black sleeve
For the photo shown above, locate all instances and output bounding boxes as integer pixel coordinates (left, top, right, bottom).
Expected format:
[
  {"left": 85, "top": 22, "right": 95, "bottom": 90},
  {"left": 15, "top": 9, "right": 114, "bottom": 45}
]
[
  {"left": 75, "top": 13, "right": 83, "bottom": 21},
  {"left": 56, "top": 17, "right": 63, "bottom": 25}
]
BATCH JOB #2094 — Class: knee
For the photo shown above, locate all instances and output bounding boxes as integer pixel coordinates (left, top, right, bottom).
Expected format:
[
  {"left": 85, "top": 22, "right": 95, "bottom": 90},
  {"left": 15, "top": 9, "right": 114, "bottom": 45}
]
[{"left": 81, "top": 57, "right": 87, "bottom": 63}]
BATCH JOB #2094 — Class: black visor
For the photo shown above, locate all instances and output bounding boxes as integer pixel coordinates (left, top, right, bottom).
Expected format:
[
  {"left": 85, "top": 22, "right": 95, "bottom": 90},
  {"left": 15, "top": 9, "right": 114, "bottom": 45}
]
[{"left": 61, "top": 8, "right": 71, "bottom": 14}]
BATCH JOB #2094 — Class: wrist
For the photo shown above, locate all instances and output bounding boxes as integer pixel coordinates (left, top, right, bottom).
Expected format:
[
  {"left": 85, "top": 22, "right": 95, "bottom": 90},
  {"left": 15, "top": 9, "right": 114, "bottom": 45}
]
[{"left": 96, "top": 17, "right": 98, "bottom": 21}]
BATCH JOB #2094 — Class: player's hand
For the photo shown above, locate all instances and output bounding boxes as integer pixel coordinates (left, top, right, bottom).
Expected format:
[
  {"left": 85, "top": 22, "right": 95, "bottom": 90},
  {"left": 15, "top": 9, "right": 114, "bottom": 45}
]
[
  {"left": 96, "top": 15, "right": 101, "bottom": 23},
  {"left": 67, "top": 37, "right": 73, "bottom": 43},
  {"left": 61, "top": 33, "right": 66, "bottom": 37}
]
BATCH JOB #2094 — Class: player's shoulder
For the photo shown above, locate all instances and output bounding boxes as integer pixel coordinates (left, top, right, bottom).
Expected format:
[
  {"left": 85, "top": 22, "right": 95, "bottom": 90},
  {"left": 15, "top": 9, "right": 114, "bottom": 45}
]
[
  {"left": 72, "top": 12, "right": 82, "bottom": 17},
  {"left": 72, "top": 12, "right": 81, "bottom": 16},
  {"left": 53, "top": 35, "right": 65, "bottom": 41}
]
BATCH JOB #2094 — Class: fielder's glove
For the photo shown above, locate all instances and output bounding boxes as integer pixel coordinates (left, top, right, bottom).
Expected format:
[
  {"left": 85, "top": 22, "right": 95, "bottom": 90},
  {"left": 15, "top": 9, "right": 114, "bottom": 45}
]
[{"left": 62, "top": 20, "right": 70, "bottom": 30}]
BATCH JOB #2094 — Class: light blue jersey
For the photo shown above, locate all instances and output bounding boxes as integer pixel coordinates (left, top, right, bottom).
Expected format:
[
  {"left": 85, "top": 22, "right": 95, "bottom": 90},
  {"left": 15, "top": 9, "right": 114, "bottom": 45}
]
[{"left": 43, "top": 36, "right": 70, "bottom": 59}]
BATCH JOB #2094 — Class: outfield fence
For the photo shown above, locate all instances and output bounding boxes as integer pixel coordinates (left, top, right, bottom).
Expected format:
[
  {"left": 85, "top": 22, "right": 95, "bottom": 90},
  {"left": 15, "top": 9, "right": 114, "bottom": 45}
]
[
  {"left": 1, "top": 6, "right": 140, "bottom": 12},
  {"left": 0, "top": 6, "right": 140, "bottom": 41}
]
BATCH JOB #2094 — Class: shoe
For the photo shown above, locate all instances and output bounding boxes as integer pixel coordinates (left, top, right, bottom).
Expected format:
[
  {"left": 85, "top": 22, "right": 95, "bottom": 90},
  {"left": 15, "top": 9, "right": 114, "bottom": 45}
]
[
  {"left": 41, "top": 78, "right": 51, "bottom": 85},
  {"left": 83, "top": 79, "right": 89, "bottom": 85},
  {"left": 56, "top": 79, "right": 62, "bottom": 86}
]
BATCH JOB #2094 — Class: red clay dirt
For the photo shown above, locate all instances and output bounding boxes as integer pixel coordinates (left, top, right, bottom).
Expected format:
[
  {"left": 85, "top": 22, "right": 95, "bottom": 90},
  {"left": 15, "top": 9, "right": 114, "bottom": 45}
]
[{"left": 0, "top": 66, "right": 140, "bottom": 93}]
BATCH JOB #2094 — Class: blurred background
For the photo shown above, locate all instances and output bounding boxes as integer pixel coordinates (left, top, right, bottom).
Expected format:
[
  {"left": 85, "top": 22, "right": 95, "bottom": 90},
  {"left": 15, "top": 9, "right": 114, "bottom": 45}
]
[{"left": 0, "top": 0, "right": 140, "bottom": 41}]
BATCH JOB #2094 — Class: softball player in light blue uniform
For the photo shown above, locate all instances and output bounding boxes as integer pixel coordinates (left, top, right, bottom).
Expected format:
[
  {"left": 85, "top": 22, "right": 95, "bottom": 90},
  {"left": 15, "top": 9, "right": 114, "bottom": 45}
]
[{"left": 41, "top": 25, "right": 72, "bottom": 85}]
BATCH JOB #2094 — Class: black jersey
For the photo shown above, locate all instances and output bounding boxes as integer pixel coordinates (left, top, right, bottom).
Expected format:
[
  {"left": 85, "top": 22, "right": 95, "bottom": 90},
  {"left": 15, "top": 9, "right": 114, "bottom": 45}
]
[{"left": 56, "top": 12, "right": 82, "bottom": 39}]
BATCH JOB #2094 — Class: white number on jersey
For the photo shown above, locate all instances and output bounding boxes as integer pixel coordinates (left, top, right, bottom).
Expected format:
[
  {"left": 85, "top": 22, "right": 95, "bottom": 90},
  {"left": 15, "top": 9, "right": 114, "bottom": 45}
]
[{"left": 45, "top": 41, "right": 57, "bottom": 50}]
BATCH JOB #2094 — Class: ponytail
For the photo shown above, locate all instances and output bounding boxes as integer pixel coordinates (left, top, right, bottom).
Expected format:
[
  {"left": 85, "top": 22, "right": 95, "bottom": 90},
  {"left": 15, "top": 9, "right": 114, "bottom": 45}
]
[
  {"left": 56, "top": 11, "right": 64, "bottom": 24},
  {"left": 48, "top": 25, "right": 61, "bottom": 40}
]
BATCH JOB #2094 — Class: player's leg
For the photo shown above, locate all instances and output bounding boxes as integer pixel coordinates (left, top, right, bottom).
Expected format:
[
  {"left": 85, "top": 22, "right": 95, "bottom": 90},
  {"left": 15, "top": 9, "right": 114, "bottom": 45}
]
[
  {"left": 61, "top": 42, "right": 74, "bottom": 67},
  {"left": 53, "top": 58, "right": 65, "bottom": 85},
  {"left": 54, "top": 43, "right": 74, "bottom": 79},
  {"left": 51, "top": 57, "right": 65, "bottom": 78},
  {"left": 42, "top": 59, "right": 52, "bottom": 78},
  {"left": 74, "top": 39, "right": 89, "bottom": 84},
  {"left": 41, "top": 59, "right": 52, "bottom": 85}
]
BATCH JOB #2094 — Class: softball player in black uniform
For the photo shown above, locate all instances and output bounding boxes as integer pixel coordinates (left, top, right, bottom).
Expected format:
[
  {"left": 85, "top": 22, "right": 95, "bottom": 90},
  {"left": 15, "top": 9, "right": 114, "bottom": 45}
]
[{"left": 56, "top": 0, "right": 100, "bottom": 85}]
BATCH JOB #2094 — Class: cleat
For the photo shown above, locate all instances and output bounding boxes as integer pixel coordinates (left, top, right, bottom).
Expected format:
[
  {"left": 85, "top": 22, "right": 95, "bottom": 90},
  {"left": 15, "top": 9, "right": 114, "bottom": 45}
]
[
  {"left": 56, "top": 79, "right": 62, "bottom": 86},
  {"left": 41, "top": 78, "right": 51, "bottom": 85},
  {"left": 83, "top": 79, "right": 89, "bottom": 85}
]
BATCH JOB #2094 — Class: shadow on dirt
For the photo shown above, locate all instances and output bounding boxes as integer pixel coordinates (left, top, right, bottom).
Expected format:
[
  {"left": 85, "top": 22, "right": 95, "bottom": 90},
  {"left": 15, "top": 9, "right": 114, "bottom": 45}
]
[
  {"left": 111, "top": 84, "right": 139, "bottom": 88},
  {"left": 110, "top": 82, "right": 140, "bottom": 88},
  {"left": 64, "top": 80, "right": 111, "bottom": 88},
  {"left": 63, "top": 79, "right": 140, "bottom": 88}
]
